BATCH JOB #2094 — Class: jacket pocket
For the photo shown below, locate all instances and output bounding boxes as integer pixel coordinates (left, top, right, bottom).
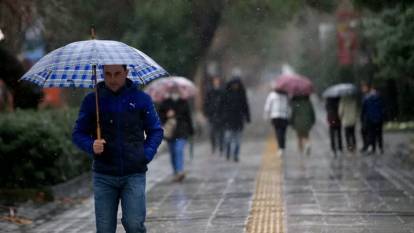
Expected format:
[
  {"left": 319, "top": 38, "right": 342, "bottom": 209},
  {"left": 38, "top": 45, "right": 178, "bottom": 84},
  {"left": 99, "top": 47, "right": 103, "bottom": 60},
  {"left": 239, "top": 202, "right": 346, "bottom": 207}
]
[{"left": 123, "top": 142, "right": 147, "bottom": 171}]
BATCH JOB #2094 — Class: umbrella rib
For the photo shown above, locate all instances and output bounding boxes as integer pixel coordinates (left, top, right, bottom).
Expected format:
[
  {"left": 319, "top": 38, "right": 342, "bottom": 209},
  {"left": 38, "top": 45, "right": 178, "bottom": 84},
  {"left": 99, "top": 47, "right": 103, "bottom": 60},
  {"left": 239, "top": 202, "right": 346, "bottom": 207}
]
[
  {"left": 131, "top": 66, "right": 146, "bottom": 85},
  {"left": 41, "top": 69, "right": 53, "bottom": 87}
]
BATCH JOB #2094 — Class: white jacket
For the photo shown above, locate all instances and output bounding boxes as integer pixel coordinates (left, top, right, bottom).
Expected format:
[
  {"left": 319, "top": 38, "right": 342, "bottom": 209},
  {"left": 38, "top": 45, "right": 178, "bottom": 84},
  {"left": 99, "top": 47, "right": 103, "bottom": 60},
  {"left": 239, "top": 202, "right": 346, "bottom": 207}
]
[{"left": 264, "top": 91, "right": 291, "bottom": 120}]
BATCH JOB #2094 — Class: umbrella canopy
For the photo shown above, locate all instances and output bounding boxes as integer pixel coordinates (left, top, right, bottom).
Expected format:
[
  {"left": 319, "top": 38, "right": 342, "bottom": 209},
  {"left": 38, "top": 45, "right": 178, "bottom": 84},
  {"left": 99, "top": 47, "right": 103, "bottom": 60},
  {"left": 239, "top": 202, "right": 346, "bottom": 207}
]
[
  {"left": 20, "top": 40, "right": 168, "bottom": 88},
  {"left": 20, "top": 39, "right": 168, "bottom": 140},
  {"left": 322, "top": 83, "right": 357, "bottom": 98},
  {"left": 274, "top": 73, "right": 314, "bottom": 96},
  {"left": 145, "top": 76, "right": 197, "bottom": 103}
]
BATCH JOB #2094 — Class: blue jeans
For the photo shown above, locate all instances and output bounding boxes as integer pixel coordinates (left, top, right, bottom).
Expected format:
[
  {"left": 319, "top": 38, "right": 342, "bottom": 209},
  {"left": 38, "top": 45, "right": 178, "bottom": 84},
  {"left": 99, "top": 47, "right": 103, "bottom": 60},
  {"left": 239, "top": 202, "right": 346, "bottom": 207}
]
[
  {"left": 168, "top": 138, "right": 187, "bottom": 174},
  {"left": 224, "top": 130, "right": 242, "bottom": 161},
  {"left": 93, "top": 172, "right": 146, "bottom": 233},
  {"left": 209, "top": 123, "right": 224, "bottom": 154}
]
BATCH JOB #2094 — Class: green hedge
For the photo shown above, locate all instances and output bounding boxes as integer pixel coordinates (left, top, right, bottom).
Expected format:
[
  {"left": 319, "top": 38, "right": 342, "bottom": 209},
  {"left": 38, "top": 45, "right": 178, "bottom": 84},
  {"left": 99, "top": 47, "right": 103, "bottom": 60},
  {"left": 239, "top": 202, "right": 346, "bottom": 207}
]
[
  {"left": 385, "top": 121, "right": 414, "bottom": 131},
  {"left": 0, "top": 108, "right": 89, "bottom": 189}
]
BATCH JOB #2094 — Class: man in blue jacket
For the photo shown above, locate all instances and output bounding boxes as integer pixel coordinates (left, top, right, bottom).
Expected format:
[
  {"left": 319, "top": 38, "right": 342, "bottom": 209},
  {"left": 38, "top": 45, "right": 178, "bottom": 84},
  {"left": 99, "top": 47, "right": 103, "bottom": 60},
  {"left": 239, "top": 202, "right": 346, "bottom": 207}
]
[
  {"left": 72, "top": 65, "right": 163, "bottom": 233},
  {"left": 361, "top": 83, "right": 384, "bottom": 154}
]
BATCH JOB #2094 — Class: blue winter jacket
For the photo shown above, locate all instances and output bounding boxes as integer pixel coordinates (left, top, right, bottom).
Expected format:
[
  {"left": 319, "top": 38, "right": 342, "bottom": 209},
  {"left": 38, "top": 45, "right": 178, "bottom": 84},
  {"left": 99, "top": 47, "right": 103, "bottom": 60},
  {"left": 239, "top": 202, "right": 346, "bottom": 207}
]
[
  {"left": 361, "top": 91, "right": 384, "bottom": 124},
  {"left": 72, "top": 80, "right": 163, "bottom": 176}
]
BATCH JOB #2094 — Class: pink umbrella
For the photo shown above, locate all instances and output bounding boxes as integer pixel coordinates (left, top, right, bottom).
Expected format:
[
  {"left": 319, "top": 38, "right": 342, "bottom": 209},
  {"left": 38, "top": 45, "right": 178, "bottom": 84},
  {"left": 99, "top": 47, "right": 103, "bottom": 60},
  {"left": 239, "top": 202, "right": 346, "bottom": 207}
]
[
  {"left": 145, "top": 76, "right": 197, "bottom": 103},
  {"left": 274, "top": 73, "right": 314, "bottom": 96}
]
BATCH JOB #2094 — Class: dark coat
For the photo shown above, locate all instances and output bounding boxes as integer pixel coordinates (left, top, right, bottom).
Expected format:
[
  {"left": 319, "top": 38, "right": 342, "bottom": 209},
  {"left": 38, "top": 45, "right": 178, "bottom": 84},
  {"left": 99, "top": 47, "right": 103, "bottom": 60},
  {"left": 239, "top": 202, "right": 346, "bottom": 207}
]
[
  {"left": 159, "top": 98, "right": 194, "bottom": 140},
  {"left": 361, "top": 91, "right": 384, "bottom": 124},
  {"left": 325, "top": 97, "right": 341, "bottom": 127},
  {"left": 291, "top": 96, "right": 315, "bottom": 135},
  {"left": 72, "top": 80, "right": 164, "bottom": 176},
  {"left": 221, "top": 79, "right": 251, "bottom": 131},
  {"left": 203, "top": 88, "right": 224, "bottom": 126}
]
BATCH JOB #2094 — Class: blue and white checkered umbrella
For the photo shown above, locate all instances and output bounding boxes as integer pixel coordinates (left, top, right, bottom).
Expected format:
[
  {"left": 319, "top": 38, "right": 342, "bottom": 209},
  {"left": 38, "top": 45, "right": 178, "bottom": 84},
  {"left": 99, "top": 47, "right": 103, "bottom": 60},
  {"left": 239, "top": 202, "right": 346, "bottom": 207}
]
[{"left": 20, "top": 40, "right": 168, "bottom": 88}]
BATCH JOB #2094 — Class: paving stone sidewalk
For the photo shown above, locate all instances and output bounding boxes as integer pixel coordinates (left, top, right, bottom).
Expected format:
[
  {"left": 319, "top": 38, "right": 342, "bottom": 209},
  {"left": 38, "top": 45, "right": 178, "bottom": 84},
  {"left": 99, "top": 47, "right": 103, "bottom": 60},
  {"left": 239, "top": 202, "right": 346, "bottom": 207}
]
[
  {"left": 1, "top": 140, "right": 264, "bottom": 233},
  {"left": 2, "top": 96, "right": 414, "bottom": 233},
  {"left": 283, "top": 101, "right": 414, "bottom": 233}
]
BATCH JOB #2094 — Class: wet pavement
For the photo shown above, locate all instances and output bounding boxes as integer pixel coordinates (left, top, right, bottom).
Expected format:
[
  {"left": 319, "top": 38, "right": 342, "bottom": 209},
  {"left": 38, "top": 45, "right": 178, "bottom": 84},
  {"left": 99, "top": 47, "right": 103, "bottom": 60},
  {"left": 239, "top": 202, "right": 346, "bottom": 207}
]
[
  {"left": 283, "top": 101, "right": 414, "bottom": 233},
  {"left": 1, "top": 98, "right": 414, "bottom": 233},
  {"left": 0, "top": 141, "right": 264, "bottom": 233},
  {"left": 145, "top": 141, "right": 263, "bottom": 233}
]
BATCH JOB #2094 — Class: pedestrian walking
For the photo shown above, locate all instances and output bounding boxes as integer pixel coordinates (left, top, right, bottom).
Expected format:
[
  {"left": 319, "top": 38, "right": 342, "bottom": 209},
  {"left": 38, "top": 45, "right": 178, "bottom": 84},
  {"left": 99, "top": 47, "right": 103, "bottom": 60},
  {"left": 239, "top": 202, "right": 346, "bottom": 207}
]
[
  {"left": 361, "top": 83, "right": 384, "bottom": 154},
  {"left": 72, "top": 65, "right": 164, "bottom": 233},
  {"left": 263, "top": 88, "right": 290, "bottom": 156},
  {"left": 291, "top": 95, "right": 315, "bottom": 155},
  {"left": 326, "top": 97, "right": 343, "bottom": 156},
  {"left": 203, "top": 76, "right": 225, "bottom": 156},
  {"left": 339, "top": 95, "right": 358, "bottom": 153},
  {"left": 221, "top": 78, "right": 250, "bottom": 162},
  {"left": 360, "top": 82, "right": 370, "bottom": 152},
  {"left": 159, "top": 89, "right": 194, "bottom": 182}
]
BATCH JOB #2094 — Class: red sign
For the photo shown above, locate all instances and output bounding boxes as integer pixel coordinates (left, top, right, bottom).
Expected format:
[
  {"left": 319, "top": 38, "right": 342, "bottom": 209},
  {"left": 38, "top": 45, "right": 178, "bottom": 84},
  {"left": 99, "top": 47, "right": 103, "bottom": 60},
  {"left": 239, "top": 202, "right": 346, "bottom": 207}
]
[{"left": 337, "top": 27, "right": 357, "bottom": 65}]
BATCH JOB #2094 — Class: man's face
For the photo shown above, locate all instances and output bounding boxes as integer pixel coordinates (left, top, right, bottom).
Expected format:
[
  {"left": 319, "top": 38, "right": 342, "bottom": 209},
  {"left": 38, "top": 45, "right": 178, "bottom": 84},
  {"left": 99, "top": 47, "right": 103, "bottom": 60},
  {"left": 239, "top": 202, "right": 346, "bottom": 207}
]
[
  {"left": 212, "top": 77, "right": 221, "bottom": 89},
  {"left": 103, "top": 65, "right": 127, "bottom": 92},
  {"left": 361, "top": 84, "right": 369, "bottom": 94}
]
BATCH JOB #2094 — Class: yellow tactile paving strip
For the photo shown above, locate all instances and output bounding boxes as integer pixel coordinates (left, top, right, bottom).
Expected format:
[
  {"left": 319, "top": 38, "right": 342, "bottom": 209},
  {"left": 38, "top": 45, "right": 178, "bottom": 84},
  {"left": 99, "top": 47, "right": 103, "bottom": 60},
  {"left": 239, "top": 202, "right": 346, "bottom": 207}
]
[{"left": 245, "top": 136, "right": 285, "bottom": 233}]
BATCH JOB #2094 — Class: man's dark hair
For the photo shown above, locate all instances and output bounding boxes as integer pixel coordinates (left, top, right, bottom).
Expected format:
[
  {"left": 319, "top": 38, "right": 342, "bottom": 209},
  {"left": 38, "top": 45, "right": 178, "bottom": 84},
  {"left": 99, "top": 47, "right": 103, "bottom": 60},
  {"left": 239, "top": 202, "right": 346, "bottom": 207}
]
[
  {"left": 361, "top": 80, "right": 372, "bottom": 89},
  {"left": 103, "top": 65, "right": 128, "bottom": 70}
]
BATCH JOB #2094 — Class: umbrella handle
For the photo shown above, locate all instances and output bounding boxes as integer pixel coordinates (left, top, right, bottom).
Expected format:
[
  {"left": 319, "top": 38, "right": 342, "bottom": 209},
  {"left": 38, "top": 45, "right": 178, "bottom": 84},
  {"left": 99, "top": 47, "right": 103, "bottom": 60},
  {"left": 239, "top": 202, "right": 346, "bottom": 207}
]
[
  {"left": 90, "top": 27, "right": 101, "bottom": 139},
  {"left": 93, "top": 65, "right": 102, "bottom": 139}
]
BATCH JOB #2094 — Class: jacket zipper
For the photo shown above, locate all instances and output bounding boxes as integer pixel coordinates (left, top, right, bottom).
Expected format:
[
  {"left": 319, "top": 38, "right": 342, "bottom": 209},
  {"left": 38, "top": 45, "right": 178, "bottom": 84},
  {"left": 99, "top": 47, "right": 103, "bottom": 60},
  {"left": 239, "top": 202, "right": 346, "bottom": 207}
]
[{"left": 117, "top": 96, "right": 124, "bottom": 176}]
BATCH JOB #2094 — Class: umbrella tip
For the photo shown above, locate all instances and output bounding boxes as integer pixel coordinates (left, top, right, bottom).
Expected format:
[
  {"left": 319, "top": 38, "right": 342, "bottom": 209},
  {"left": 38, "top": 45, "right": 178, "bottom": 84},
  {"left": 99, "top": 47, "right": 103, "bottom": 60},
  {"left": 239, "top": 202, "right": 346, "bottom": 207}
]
[{"left": 90, "top": 25, "right": 96, "bottom": 39}]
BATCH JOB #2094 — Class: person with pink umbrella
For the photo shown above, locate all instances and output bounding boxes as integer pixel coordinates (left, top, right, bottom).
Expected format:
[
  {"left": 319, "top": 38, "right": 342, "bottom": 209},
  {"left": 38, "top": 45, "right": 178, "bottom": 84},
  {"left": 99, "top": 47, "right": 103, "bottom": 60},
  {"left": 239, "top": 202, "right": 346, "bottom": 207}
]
[
  {"left": 263, "top": 86, "right": 291, "bottom": 157},
  {"left": 157, "top": 86, "right": 194, "bottom": 182},
  {"left": 290, "top": 95, "right": 315, "bottom": 156},
  {"left": 274, "top": 67, "right": 315, "bottom": 155}
]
